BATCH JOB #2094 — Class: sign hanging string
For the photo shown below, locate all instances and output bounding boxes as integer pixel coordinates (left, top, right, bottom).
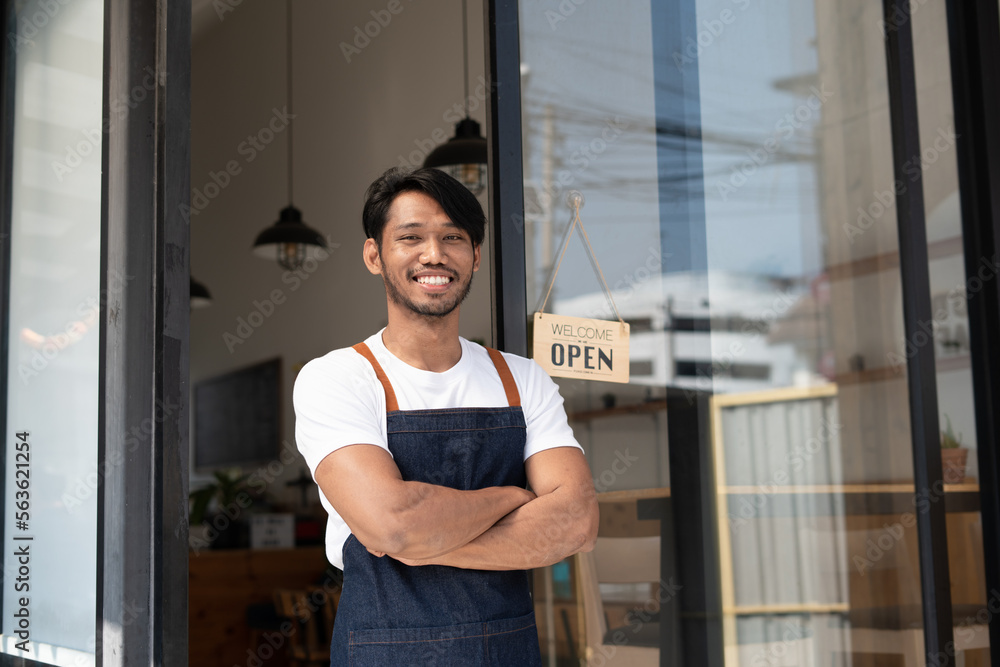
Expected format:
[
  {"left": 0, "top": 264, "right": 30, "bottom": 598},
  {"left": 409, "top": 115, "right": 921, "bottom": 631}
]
[{"left": 536, "top": 191, "right": 625, "bottom": 327}]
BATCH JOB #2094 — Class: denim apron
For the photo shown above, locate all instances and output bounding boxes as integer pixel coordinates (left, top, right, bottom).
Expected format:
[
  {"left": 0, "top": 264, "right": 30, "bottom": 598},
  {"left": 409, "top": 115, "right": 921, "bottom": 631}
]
[{"left": 329, "top": 342, "right": 542, "bottom": 667}]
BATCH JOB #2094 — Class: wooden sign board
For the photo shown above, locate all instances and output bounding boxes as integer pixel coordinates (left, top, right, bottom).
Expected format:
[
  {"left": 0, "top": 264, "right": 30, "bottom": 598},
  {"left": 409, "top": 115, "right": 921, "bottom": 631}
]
[{"left": 533, "top": 312, "right": 630, "bottom": 383}]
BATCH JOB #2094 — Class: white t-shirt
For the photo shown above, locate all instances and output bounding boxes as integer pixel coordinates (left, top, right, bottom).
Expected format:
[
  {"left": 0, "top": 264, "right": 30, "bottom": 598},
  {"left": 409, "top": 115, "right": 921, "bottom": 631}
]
[{"left": 292, "top": 329, "right": 582, "bottom": 569}]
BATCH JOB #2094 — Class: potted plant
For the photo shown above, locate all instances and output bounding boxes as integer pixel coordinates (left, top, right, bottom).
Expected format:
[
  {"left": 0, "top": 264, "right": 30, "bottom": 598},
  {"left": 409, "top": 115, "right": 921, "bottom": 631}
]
[
  {"left": 189, "top": 470, "right": 256, "bottom": 549},
  {"left": 940, "top": 414, "right": 968, "bottom": 484}
]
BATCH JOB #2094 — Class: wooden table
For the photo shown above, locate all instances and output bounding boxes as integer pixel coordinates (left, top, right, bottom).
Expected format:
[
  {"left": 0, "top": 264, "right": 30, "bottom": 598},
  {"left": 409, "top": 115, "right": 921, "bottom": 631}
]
[{"left": 189, "top": 547, "right": 331, "bottom": 667}]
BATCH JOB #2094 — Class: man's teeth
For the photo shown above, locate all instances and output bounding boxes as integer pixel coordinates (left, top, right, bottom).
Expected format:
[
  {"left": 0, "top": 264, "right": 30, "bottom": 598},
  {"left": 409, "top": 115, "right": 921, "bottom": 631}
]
[{"left": 416, "top": 276, "right": 451, "bottom": 285}]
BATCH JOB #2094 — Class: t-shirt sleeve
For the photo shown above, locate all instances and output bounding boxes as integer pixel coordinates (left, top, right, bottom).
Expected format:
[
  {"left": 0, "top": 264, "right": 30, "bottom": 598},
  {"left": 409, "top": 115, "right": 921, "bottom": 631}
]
[
  {"left": 508, "top": 354, "right": 583, "bottom": 460},
  {"left": 292, "top": 350, "right": 389, "bottom": 478}
]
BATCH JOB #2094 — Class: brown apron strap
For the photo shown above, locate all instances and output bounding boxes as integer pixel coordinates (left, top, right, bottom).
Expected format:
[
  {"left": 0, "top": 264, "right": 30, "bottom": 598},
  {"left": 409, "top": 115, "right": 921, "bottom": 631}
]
[
  {"left": 354, "top": 342, "right": 519, "bottom": 411},
  {"left": 352, "top": 343, "right": 400, "bottom": 412},
  {"left": 486, "top": 348, "right": 521, "bottom": 408}
]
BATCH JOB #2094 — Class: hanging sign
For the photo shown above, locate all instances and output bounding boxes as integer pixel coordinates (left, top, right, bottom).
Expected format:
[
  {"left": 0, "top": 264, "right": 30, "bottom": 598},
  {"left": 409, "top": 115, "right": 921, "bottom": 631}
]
[
  {"left": 533, "top": 312, "right": 630, "bottom": 383},
  {"left": 531, "top": 191, "right": 630, "bottom": 384}
]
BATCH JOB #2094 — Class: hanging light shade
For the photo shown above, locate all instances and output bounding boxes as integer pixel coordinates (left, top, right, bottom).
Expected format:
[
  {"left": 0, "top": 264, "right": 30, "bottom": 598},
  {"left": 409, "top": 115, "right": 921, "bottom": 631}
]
[
  {"left": 253, "top": 204, "right": 328, "bottom": 272},
  {"left": 422, "top": 0, "right": 487, "bottom": 195},
  {"left": 253, "top": 0, "right": 326, "bottom": 271},
  {"left": 253, "top": 205, "right": 328, "bottom": 271},
  {"left": 423, "top": 117, "right": 487, "bottom": 195},
  {"left": 190, "top": 277, "right": 212, "bottom": 309}
]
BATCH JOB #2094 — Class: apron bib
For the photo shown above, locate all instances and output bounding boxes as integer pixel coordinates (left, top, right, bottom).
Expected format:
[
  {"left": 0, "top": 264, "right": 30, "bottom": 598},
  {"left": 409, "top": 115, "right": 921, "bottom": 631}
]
[{"left": 329, "top": 343, "right": 542, "bottom": 667}]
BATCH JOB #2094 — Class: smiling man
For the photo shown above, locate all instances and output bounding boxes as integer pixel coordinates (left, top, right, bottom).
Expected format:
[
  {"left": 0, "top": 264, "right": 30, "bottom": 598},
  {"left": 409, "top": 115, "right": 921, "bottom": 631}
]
[{"left": 293, "top": 167, "right": 598, "bottom": 666}]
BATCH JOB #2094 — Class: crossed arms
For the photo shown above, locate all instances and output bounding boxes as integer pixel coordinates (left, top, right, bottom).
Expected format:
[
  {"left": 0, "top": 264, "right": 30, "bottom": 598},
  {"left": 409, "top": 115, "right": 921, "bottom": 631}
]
[{"left": 314, "top": 444, "right": 599, "bottom": 570}]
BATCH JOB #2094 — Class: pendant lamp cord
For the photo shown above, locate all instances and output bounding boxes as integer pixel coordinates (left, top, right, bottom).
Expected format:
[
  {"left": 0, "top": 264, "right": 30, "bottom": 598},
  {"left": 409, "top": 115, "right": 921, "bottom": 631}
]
[
  {"left": 462, "top": 0, "right": 469, "bottom": 117},
  {"left": 286, "top": 0, "right": 294, "bottom": 205}
]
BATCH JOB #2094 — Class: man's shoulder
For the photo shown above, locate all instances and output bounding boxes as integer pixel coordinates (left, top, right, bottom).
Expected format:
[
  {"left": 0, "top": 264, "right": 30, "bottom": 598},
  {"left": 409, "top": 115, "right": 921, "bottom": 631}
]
[
  {"left": 459, "top": 339, "right": 539, "bottom": 373},
  {"left": 303, "top": 344, "right": 369, "bottom": 371},
  {"left": 492, "top": 346, "right": 547, "bottom": 380},
  {"left": 466, "top": 343, "right": 557, "bottom": 402},
  {"left": 294, "top": 344, "right": 375, "bottom": 395}
]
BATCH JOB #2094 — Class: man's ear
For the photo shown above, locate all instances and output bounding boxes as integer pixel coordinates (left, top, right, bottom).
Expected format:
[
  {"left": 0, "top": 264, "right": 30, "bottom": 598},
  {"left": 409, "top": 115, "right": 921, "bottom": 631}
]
[
  {"left": 472, "top": 243, "right": 481, "bottom": 273},
  {"left": 363, "top": 238, "right": 382, "bottom": 275}
]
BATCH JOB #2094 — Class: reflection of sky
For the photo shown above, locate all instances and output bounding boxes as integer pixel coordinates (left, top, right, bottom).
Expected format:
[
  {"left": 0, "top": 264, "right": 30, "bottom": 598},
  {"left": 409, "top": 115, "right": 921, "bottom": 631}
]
[
  {"left": 520, "top": 0, "right": 663, "bottom": 305},
  {"left": 519, "top": 0, "right": 824, "bottom": 304},
  {"left": 697, "top": 0, "right": 823, "bottom": 280}
]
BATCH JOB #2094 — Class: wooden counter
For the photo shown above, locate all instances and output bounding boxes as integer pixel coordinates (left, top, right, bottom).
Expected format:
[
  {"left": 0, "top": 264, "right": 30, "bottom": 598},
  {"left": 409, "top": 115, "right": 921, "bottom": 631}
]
[{"left": 189, "top": 547, "right": 331, "bottom": 667}]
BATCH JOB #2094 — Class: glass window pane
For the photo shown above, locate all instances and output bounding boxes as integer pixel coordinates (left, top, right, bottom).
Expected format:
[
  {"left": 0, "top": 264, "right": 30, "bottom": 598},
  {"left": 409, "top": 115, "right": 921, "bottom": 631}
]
[
  {"left": 1, "top": 0, "right": 104, "bottom": 663},
  {"left": 519, "top": 5, "right": 678, "bottom": 661},
  {"left": 516, "top": 0, "right": 976, "bottom": 664}
]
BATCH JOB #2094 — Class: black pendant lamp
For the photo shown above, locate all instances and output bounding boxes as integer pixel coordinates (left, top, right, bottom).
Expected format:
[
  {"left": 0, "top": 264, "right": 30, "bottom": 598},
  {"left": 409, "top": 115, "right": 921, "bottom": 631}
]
[
  {"left": 423, "top": 0, "right": 487, "bottom": 195},
  {"left": 253, "top": 0, "right": 326, "bottom": 271},
  {"left": 190, "top": 277, "right": 212, "bottom": 309}
]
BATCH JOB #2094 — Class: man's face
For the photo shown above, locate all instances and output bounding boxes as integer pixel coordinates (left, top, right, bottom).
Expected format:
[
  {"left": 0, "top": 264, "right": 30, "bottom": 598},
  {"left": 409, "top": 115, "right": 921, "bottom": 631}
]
[{"left": 363, "top": 191, "right": 481, "bottom": 319}]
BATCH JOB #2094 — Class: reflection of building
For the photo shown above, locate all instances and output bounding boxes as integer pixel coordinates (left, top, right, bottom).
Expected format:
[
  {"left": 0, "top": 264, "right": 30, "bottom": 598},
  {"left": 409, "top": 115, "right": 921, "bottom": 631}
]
[
  {"left": 553, "top": 271, "right": 814, "bottom": 393},
  {"left": 519, "top": 2, "right": 999, "bottom": 665}
]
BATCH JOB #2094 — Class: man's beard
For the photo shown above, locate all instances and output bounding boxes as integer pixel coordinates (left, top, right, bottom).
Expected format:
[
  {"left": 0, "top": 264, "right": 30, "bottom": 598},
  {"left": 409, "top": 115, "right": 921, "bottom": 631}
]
[{"left": 382, "top": 265, "right": 475, "bottom": 318}]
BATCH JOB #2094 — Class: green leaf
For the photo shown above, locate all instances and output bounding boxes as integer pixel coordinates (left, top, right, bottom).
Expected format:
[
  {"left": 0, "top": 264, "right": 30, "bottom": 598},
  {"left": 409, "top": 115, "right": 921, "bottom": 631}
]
[{"left": 189, "top": 486, "right": 216, "bottom": 525}]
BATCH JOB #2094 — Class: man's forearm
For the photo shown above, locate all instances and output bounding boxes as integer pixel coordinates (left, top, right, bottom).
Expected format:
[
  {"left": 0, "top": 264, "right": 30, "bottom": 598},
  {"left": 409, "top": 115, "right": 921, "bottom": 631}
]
[
  {"left": 383, "top": 482, "right": 535, "bottom": 559},
  {"left": 391, "top": 482, "right": 597, "bottom": 570}
]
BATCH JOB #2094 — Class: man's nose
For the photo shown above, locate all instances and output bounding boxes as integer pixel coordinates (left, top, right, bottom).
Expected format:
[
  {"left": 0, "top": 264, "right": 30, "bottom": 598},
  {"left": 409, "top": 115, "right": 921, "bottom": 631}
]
[{"left": 420, "top": 238, "right": 446, "bottom": 264}]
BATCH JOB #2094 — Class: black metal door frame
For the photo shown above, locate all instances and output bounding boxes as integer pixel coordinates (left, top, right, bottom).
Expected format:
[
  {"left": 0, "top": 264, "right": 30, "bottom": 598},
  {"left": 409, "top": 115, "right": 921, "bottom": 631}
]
[
  {"left": 485, "top": 0, "right": 527, "bottom": 356},
  {"left": 97, "top": 0, "right": 190, "bottom": 664},
  {"left": 882, "top": 0, "right": 955, "bottom": 661},
  {"left": 946, "top": 0, "right": 1000, "bottom": 664}
]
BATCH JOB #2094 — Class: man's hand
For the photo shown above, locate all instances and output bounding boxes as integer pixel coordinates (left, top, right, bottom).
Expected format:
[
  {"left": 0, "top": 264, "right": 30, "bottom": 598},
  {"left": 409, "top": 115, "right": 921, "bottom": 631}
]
[
  {"left": 314, "top": 443, "right": 535, "bottom": 559},
  {"left": 383, "top": 553, "right": 425, "bottom": 566}
]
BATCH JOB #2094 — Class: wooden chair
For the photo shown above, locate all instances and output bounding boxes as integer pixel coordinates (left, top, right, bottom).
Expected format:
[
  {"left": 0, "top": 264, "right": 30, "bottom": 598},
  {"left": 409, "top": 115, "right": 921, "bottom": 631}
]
[
  {"left": 273, "top": 587, "right": 338, "bottom": 667},
  {"left": 575, "top": 535, "right": 661, "bottom": 667}
]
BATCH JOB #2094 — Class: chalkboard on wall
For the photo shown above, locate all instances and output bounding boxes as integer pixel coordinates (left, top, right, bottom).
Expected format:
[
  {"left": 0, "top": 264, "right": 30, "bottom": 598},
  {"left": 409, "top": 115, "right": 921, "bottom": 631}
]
[{"left": 194, "top": 357, "right": 281, "bottom": 470}]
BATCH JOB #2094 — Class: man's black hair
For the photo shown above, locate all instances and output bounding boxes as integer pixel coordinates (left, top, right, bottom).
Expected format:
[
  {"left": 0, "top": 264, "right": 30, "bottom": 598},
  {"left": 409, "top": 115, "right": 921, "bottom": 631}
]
[{"left": 362, "top": 167, "right": 486, "bottom": 248}]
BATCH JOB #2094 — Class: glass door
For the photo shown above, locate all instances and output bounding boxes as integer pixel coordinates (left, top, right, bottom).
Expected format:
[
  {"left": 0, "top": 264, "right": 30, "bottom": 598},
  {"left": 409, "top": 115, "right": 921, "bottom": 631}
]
[
  {"left": 509, "top": 0, "right": 993, "bottom": 664},
  {"left": 0, "top": 0, "right": 190, "bottom": 664}
]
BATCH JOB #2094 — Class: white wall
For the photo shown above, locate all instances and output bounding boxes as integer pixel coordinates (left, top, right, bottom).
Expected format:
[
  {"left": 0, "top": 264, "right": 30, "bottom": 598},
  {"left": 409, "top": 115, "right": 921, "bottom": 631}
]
[{"left": 189, "top": 0, "right": 492, "bottom": 502}]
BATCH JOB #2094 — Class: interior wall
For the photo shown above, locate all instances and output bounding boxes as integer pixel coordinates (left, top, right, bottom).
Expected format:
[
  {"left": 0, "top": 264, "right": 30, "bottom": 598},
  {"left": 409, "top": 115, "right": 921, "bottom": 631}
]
[{"left": 189, "top": 0, "right": 491, "bottom": 501}]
